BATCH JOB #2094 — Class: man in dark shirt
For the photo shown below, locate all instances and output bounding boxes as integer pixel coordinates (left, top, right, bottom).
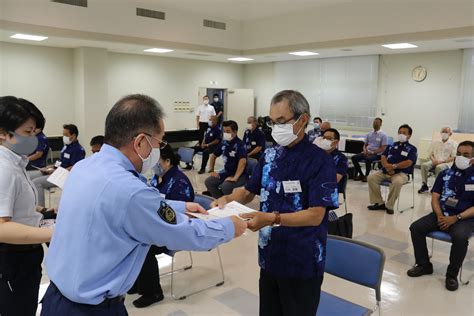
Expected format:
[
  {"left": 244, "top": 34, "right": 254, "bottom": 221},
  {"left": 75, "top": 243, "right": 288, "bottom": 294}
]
[
  {"left": 211, "top": 93, "right": 224, "bottom": 125},
  {"left": 243, "top": 116, "right": 266, "bottom": 160},
  {"left": 195, "top": 116, "right": 222, "bottom": 174},
  {"left": 407, "top": 141, "right": 474, "bottom": 291},
  {"left": 367, "top": 124, "right": 418, "bottom": 214}
]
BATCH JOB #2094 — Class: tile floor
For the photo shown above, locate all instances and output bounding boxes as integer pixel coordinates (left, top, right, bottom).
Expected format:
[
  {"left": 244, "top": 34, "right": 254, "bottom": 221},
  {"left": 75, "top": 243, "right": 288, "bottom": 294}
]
[{"left": 37, "top": 162, "right": 474, "bottom": 316}]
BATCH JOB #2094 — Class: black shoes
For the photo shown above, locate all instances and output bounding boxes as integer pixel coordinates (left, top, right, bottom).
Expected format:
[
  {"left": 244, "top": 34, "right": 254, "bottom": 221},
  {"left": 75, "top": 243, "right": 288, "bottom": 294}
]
[
  {"left": 386, "top": 208, "right": 394, "bottom": 215},
  {"left": 445, "top": 276, "right": 459, "bottom": 291},
  {"left": 183, "top": 164, "right": 193, "bottom": 170},
  {"left": 198, "top": 169, "right": 205, "bottom": 174},
  {"left": 368, "top": 203, "right": 386, "bottom": 211},
  {"left": 418, "top": 183, "right": 429, "bottom": 194},
  {"left": 132, "top": 293, "right": 164, "bottom": 308},
  {"left": 407, "top": 264, "right": 434, "bottom": 277},
  {"left": 127, "top": 286, "right": 138, "bottom": 295}
]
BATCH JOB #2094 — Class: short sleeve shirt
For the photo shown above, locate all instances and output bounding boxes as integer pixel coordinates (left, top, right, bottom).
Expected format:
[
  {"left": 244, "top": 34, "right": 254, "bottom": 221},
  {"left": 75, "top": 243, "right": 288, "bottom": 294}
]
[
  {"left": 30, "top": 132, "right": 50, "bottom": 168},
  {"left": 382, "top": 142, "right": 418, "bottom": 174},
  {"left": 245, "top": 135, "right": 338, "bottom": 279},
  {"left": 243, "top": 128, "right": 266, "bottom": 159},
  {"left": 0, "top": 146, "right": 41, "bottom": 226},
  {"left": 60, "top": 141, "right": 86, "bottom": 169},
  {"left": 431, "top": 166, "right": 474, "bottom": 218},
  {"left": 154, "top": 166, "right": 195, "bottom": 202},
  {"left": 213, "top": 137, "right": 247, "bottom": 179},
  {"left": 196, "top": 104, "right": 216, "bottom": 123},
  {"left": 204, "top": 125, "right": 222, "bottom": 145},
  {"left": 366, "top": 130, "right": 388, "bottom": 153}
]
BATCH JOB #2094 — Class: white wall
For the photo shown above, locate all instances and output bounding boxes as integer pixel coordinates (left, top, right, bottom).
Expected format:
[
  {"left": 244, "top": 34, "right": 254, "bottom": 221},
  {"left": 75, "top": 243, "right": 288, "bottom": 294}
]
[
  {"left": 107, "top": 52, "right": 244, "bottom": 130},
  {"left": 0, "top": 42, "right": 74, "bottom": 136},
  {"left": 244, "top": 50, "right": 465, "bottom": 149}
]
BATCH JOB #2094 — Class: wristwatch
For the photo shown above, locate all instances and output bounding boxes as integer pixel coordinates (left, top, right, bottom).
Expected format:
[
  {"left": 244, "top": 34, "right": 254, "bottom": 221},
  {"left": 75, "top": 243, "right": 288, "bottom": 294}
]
[
  {"left": 456, "top": 214, "right": 463, "bottom": 221},
  {"left": 392, "top": 164, "right": 398, "bottom": 169},
  {"left": 272, "top": 211, "right": 281, "bottom": 227}
]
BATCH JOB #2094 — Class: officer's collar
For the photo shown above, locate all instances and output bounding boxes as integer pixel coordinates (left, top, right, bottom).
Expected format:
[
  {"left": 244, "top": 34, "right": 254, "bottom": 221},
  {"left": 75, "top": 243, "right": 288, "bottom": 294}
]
[{"left": 99, "top": 144, "right": 137, "bottom": 173}]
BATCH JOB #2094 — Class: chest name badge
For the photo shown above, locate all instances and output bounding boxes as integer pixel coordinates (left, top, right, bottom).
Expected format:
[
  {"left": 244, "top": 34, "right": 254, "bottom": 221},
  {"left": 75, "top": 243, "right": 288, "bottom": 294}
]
[
  {"left": 283, "top": 180, "right": 302, "bottom": 193},
  {"left": 401, "top": 151, "right": 408, "bottom": 157},
  {"left": 251, "top": 141, "right": 257, "bottom": 145},
  {"left": 64, "top": 153, "right": 71, "bottom": 159},
  {"left": 229, "top": 151, "right": 236, "bottom": 157},
  {"left": 158, "top": 201, "right": 177, "bottom": 225},
  {"left": 465, "top": 184, "right": 474, "bottom": 191},
  {"left": 54, "top": 161, "right": 62, "bottom": 168}
]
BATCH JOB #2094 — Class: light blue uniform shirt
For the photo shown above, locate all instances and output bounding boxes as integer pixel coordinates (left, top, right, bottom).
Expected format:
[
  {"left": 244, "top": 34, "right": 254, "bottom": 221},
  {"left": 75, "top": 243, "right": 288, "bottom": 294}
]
[
  {"left": 46, "top": 144, "right": 234, "bottom": 304},
  {"left": 365, "top": 130, "right": 388, "bottom": 153}
]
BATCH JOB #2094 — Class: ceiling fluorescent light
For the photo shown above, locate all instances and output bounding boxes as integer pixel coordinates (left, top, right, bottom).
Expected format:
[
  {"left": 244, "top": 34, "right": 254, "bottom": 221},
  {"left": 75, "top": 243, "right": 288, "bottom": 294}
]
[
  {"left": 289, "top": 51, "right": 319, "bottom": 56},
  {"left": 144, "top": 48, "right": 174, "bottom": 53},
  {"left": 10, "top": 33, "right": 48, "bottom": 41},
  {"left": 227, "top": 57, "right": 254, "bottom": 61},
  {"left": 381, "top": 43, "right": 417, "bottom": 49}
]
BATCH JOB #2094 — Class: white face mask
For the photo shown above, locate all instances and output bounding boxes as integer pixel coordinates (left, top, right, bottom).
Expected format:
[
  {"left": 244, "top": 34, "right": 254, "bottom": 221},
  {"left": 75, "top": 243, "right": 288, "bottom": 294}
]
[
  {"left": 314, "top": 137, "right": 333, "bottom": 151},
  {"left": 314, "top": 123, "right": 320, "bottom": 129},
  {"left": 247, "top": 124, "right": 253, "bottom": 130},
  {"left": 223, "top": 132, "right": 233, "bottom": 141},
  {"left": 271, "top": 117, "right": 302, "bottom": 147},
  {"left": 441, "top": 133, "right": 449, "bottom": 141},
  {"left": 455, "top": 156, "right": 472, "bottom": 170},
  {"left": 138, "top": 137, "right": 161, "bottom": 174},
  {"left": 63, "top": 136, "right": 72, "bottom": 145},
  {"left": 203, "top": 100, "right": 209, "bottom": 105},
  {"left": 397, "top": 134, "right": 408, "bottom": 143},
  {"left": 213, "top": 98, "right": 219, "bottom": 102}
]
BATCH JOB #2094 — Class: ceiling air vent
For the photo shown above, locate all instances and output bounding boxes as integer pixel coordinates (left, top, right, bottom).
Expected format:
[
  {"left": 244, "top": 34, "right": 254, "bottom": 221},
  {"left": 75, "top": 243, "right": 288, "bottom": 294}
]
[
  {"left": 203, "top": 19, "right": 226, "bottom": 30},
  {"left": 51, "top": 0, "right": 87, "bottom": 7},
  {"left": 136, "top": 8, "right": 166, "bottom": 20}
]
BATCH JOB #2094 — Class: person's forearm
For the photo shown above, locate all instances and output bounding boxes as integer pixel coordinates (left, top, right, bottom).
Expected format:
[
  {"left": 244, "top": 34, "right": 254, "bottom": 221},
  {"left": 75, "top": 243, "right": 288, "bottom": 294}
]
[
  {"left": 217, "top": 112, "right": 222, "bottom": 117},
  {"left": 280, "top": 207, "right": 326, "bottom": 227},
  {"left": 224, "top": 187, "right": 255, "bottom": 205},
  {"left": 460, "top": 206, "right": 474, "bottom": 219},
  {"left": 0, "top": 221, "right": 52, "bottom": 244},
  {"left": 381, "top": 156, "right": 389, "bottom": 168},
  {"left": 196, "top": 117, "right": 200, "bottom": 127},
  {"left": 233, "top": 160, "right": 246, "bottom": 179},
  {"left": 445, "top": 157, "right": 455, "bottom": 163},
  {"left": 431, "top": 194, "right": 443, "bottom": 217},
  {"left": 209, "top": 139, "right": 220, "bottom": 146},
  {"left": 394, "top": 160, "right": 413, "bottom": 169},
  {"left": 28, "top": 151, "right": 43, "bottom": 161},
  {"left": 336, "top": 173, "right": 343, "bottom": 183},
  {"left": 248, "top": 146, "right": 262, "bottom": 157}
]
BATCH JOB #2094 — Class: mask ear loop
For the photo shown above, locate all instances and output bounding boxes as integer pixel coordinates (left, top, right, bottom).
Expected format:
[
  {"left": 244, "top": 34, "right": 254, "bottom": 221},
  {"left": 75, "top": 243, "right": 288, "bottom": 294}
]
[{"left": 136, "top": 134, "right": 153, "bottom": 161}]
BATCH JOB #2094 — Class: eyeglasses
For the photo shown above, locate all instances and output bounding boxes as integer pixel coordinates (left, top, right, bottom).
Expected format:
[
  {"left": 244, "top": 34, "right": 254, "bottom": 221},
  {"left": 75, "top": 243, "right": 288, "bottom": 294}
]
[
  {"left": 266, "top": 115, "right": 300, "bottom": 128},
  {"left": 141, "top": 133, "right": 168, "bottom": 149}
]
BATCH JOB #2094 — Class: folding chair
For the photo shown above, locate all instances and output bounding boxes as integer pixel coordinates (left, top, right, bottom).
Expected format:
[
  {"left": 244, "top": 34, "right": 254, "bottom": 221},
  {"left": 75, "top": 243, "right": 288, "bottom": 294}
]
[
  {"left": 177, "top": 147, "right": 195, "bottom": 169},
  {"left": 246, "top": 158, "right": 259, "bottom": 177},
  {"left": 427, "top": 230, "right": 474, "bottom": 285},
  {"left": 318, "top": 235, "right": 385, "bottom": 316},
  {"left": 381, "top": 172, "right": 415, "bottom": 213},
  {"left": 162, "top": 194, "right": 225, "bottom": 300}
]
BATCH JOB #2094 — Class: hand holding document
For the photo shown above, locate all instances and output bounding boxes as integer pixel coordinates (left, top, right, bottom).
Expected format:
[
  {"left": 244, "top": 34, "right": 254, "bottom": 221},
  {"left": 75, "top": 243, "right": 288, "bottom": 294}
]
[
  {"left": 186, "top": 201, "right": 256, "bottom": 221},
  {"left": 46, "top": 167, "right": 69, "bottom": 189}
]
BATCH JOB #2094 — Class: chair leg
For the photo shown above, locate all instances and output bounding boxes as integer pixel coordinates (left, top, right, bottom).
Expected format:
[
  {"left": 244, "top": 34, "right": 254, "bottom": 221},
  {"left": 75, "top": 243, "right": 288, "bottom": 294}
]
[
  {"left": 429, "top": 238, "right": 434, "bottom": 258},
  {"left": 459, "top": 266, "right": 470, "bottom": 285},
  {"left": 411, "top": 179, "right": 415, "bottom": 209},
  {"left": 343, "top": 194, "right": 347, "bottom": 214}
]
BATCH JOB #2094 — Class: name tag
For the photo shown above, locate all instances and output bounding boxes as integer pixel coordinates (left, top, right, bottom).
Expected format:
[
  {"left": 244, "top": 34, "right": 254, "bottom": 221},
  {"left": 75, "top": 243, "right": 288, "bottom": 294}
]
[
  {"left": 229, "top": 151, "right": 236, "bottom": 157},
  {"left": 401, "top": 151, "right": 408, "bottom": 157},
  {"left": 251, "top": 141, "right": 256, "bottom": 145},
  {"left": 160, "top": 193, "right": 166, "bottom": 199},
  {"left": 64, "top": 153, "right": 71, "bottom": 159},
  {"left": 54, "top": 161, "right": 62, "bottom": 168},
  {"left": 376, "top": 138, "right": 381, "bottom": 142},
  {"left": 465, "top": 184, "right": 474, "bottom": 191},
  {"left": 209, "top": 133, "right": 213, "bottom": 137},
  {"left": 283, "top": 181, "right": 302, "bottom": 193}
]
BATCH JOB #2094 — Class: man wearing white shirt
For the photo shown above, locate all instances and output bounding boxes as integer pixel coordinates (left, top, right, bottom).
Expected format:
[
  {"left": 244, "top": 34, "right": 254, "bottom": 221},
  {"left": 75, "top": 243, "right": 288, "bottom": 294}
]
[
  {"left": 418, "top": 127, "right": 458, "bottom": 193},
  {"left": 196, "top": 95, "right": 216, "bottom": 145}
]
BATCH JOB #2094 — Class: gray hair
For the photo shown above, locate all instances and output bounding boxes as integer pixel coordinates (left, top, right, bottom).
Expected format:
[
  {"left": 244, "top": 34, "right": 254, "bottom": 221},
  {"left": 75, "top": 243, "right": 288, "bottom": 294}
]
[
  {"left": 441, "top": 126, "right": 452, "bottom": 133},
  {"left": 270, "top": 90, "right": 311, "bottom": 117},
  {"left": 105, "top": 94, "right": 164, "bottom": 148}
]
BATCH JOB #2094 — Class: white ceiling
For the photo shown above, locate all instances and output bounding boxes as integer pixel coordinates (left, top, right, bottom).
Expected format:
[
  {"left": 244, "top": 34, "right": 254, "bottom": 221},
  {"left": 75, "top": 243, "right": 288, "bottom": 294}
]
[{"left": 135, "top": 0, "right": 474, "bottom": 21}]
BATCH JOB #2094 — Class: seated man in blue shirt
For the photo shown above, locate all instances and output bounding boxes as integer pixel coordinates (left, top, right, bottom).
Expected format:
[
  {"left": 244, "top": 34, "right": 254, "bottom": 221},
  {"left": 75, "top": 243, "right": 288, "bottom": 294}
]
[
  {"left": 204, "top": 120, "right": 247, "bottom": 198},
  {"left": 212, "top": 90, "right": 338, "bottom": 316},
  {"left": 243, "top": 116, "right": 266, "bottom": 160},
  {"left": 367, "top": 124, "right": 417, "bottom": 214},
  {"left": 195, "top": 115, "right": 222, "bottom": 174},
  {"left": 351, "top": 117, "right": 388, "bottom": 182},
  {"left": 307, "top": 116, "right": 322, "bottom": 142},
  {"left": 314, "top": 128, "right": 349, "bottom": 184},
  {"left": 32, "top": 124, "right": 85, "bottom": 206},
  {"left": 408, "top": 141, "right": 474, "bottom": 291}
]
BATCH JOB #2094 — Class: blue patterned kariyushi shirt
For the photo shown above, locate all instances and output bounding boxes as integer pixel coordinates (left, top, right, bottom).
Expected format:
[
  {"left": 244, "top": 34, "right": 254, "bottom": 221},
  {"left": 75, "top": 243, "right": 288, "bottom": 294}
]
[{"left": 245, "top": 135, "right": 338, "bottom": 278}]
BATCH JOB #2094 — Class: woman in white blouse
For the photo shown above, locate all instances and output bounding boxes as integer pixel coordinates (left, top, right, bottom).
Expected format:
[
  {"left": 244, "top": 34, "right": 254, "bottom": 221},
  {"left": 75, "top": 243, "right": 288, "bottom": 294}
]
[{"left": 0, "top": 96, "right": 53, "bottom": 315}]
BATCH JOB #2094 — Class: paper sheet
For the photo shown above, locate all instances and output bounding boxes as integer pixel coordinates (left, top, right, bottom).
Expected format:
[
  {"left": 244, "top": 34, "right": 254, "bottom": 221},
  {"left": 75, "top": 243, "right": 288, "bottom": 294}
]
[
  {"left": 187, "top": 201, "right": 256, "bottom": 221},
  {"left": 46, "top": 167, "right": 69, "bottom": 189}
]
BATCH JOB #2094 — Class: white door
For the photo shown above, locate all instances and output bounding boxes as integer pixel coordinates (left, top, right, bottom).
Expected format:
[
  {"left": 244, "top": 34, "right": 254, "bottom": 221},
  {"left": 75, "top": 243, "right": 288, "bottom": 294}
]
[{"left": 226, "top": 89, "right": 255, "bottom": 138}]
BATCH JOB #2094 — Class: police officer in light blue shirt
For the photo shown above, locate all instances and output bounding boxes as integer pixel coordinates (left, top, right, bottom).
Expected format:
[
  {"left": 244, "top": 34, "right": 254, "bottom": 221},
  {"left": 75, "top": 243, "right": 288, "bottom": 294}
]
[
  {"left": 41, "top": 94, "right": 247, "bottom": 316},
  {"left": 212, "top": 90, "right": 338, "bottom": 316}
]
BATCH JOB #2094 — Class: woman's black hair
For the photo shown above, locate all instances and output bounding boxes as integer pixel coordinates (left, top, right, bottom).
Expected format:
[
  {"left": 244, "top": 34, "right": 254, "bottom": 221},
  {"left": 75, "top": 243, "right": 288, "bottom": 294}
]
[
  {"left": 160, "top": 143, "right": 181, "bottom": 166},
  {"left": 0, "top": 96, "right": 44, "bottom": 133}
]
